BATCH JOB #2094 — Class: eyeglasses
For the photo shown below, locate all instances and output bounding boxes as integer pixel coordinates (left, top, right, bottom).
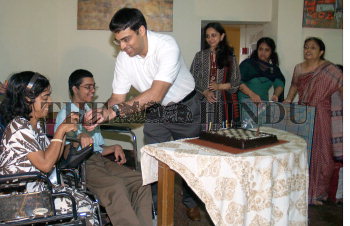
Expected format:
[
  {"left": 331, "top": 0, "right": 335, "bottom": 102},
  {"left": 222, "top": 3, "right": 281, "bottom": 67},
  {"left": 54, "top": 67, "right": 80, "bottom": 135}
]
[
  {"left": 205, "top": 33, "right": 220, "bottom": 39},
  {"left": 79, "top": 84, "right": 97, "bottom": 91},
  {"left": 112, "top": 35, "right": 132, "bottom": 46}
]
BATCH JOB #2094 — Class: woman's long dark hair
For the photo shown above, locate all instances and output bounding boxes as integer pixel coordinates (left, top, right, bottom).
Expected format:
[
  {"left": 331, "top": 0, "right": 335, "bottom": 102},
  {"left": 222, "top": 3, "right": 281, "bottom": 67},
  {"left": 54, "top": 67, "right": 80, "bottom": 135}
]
[
  {"left": 250, "top": 37, "right": 279, "bottom": 65},
  {"left": 0, "top": 71, "right": 50, "bottom": 124},
  {"left": 203, "top": 22, "right": 234, "bottom": 69}
]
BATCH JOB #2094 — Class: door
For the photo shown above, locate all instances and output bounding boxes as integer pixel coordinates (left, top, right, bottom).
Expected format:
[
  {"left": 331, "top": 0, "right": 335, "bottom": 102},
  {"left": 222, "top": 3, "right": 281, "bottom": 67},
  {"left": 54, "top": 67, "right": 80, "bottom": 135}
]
[{"left": 222, "top": 25, "right": 241, "bottom": 62}]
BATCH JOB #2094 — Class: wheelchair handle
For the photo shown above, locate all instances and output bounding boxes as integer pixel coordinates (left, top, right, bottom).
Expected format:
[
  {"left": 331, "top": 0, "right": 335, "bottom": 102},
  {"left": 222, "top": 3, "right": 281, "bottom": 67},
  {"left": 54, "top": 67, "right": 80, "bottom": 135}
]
[
  {"left": 0, "top": 172, "right": 53, "bottom": 191},
  {"left": 100, "top": 124, "right": 131, "bottom": 132}
]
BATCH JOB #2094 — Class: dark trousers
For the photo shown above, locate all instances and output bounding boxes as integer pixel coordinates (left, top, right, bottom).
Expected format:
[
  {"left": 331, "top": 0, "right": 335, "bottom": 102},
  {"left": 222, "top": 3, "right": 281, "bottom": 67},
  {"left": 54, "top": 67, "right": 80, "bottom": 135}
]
[{"left": 144, "top": 92, "right": 201, "bottom": 210}]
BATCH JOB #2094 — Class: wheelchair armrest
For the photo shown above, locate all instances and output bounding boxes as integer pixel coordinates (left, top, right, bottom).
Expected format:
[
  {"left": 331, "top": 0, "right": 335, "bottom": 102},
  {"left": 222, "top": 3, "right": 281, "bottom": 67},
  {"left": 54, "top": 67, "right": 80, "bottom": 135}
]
[
  {"left": 0, "top": 172, "right": 53, "bottom": 191},
  {"left": 100, "top": 124, "right": 132, "bottom": 133},
  {"left": 58, "top": 144, "right": 94, "bottom": 169},
  {"left": 100, "top": 124, "right": 139, "bottom": 170}
]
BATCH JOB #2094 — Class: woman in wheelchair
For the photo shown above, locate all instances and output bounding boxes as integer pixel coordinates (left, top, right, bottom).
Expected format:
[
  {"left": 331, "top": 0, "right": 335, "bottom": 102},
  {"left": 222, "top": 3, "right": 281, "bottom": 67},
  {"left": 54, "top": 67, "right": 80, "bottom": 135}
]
[{"left": 0, "top": 71, "right": 98, "bottom": 225}]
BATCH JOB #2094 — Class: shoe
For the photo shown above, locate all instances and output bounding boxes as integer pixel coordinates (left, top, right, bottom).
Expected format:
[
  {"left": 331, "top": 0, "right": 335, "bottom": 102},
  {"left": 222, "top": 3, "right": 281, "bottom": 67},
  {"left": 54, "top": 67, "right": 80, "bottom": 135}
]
[{"left": 186, "top": 207, "right": 201, "bottom": 221}]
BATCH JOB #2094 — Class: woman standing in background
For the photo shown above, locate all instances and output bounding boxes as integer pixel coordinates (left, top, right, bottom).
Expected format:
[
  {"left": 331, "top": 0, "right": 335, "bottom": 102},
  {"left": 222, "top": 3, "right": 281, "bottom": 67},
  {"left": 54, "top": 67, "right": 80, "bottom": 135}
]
[
  {"left": 238, "top": 37, "right": 285, "bottom": 103},
  {"left": 191, "top": 22, "right": 240, "bottom": 131},
  {"left": 284, "top": 37, "right": 343, "bottom": 205}
]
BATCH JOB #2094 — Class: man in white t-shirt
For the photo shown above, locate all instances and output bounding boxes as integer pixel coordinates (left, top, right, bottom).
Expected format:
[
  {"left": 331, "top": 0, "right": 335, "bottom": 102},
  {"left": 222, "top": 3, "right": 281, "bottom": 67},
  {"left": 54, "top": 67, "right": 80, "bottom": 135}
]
[{"left": 85, "top": 7, "right": 202, "bottom": 221}]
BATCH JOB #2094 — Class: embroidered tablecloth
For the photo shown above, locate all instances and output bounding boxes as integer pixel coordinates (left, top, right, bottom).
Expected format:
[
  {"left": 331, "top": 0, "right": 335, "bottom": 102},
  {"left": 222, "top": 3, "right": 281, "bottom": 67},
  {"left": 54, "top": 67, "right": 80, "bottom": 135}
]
[{"left": 141, "top": 127, "right": 308, "bottom": 226}]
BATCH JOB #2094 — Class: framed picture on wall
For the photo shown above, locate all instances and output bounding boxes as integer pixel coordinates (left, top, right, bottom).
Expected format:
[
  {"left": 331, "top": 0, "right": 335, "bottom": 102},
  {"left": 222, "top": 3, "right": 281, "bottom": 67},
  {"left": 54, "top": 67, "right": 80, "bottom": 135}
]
[
  {"left": 302, "top": 0, "right": 343, "bottom": 29},
  {"left": 77, "top": 0, "right": 173, "bottom": 31}
]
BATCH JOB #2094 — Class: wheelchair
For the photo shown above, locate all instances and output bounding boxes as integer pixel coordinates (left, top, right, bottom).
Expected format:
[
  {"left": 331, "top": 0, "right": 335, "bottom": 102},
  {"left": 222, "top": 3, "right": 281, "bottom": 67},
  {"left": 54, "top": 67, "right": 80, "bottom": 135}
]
[
  {"left": 0, "top": 116, "right": 85, "bottom": 225},
  {"left": 0, "top": 113, "right": 143, "bottom": 225},
  {"left": 0, "top": 172, "right": 85, "bottom": 225},
  {"left": 45, "top": 114, "right": 142, "bottom": 225},
  {"left": 0, "top": 117, "right": 101, "bottom": 225},
  {"left": 54, "top": 124, "right": 140, "bottom": 225}
]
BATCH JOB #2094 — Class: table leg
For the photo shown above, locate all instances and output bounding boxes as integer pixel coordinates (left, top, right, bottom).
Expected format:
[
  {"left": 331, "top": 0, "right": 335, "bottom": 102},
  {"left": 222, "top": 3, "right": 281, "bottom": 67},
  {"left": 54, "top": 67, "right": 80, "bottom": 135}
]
[{"left": 157, "top": 161, "right": 175, "bottom": 226}]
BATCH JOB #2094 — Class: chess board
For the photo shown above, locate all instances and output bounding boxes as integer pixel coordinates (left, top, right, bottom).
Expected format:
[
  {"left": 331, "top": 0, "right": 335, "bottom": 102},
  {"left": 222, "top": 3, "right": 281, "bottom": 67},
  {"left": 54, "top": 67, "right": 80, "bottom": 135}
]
[{"left": 199, "top": 128, "right": 278, "bottom": 149}]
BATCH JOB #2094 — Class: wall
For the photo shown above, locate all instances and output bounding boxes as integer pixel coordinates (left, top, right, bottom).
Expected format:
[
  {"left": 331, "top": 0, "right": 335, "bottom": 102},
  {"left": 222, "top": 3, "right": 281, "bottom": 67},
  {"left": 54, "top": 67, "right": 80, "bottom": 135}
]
[
  {"left": 268, "top": 0, "right": 343, "bottom": 100},
  {"left": 173, "top": 0, "right": 272, "bottom": 66},
  {"left": 0, "top": 0, "right": 343, "bottom": 151},
  {"left": 239, "top": 24, "right": 266, "bottom": 63}
]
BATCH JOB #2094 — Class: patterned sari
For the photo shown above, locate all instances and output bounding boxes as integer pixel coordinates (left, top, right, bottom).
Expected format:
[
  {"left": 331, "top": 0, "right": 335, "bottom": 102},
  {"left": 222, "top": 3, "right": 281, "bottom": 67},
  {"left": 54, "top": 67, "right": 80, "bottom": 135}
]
[
  {"left": 190, "top": 49, "right": 240, "bottom": 131},
  {"left": 291, "top": 61, "right": 343, "bottom": 203}
]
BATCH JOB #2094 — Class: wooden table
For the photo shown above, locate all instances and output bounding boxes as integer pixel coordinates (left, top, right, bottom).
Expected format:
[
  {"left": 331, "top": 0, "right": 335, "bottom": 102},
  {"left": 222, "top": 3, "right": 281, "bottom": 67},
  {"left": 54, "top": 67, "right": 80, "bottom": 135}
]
[{"left": 157, "top": 162, "right": 175, "bottom": 226}]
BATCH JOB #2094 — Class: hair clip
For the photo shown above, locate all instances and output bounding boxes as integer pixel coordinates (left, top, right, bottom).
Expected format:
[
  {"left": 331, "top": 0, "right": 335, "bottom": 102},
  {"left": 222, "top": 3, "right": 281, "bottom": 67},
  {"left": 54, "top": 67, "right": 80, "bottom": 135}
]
[{"left": 26, "top": 73, "right": 39, "bottom": 92}]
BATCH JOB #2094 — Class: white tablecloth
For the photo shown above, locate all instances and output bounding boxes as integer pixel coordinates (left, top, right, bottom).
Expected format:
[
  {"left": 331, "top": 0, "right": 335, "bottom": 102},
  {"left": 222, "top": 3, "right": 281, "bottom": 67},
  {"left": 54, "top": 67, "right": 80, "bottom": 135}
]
[{"left": 141, "top": 127, "right": 308, "bottom": 226}]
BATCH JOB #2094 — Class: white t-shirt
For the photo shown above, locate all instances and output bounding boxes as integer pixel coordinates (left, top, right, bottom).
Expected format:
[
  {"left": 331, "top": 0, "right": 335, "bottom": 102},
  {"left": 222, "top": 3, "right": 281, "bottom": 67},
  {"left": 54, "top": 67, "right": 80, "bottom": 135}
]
[{"left": 112, "top": 30, "right": 194, "bottom": 106}]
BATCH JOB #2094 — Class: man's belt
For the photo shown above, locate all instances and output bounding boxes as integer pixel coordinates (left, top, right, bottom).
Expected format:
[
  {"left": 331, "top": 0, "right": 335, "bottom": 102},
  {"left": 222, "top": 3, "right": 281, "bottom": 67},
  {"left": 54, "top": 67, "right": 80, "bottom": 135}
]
[{"left": 179, "top": 89, "right": 197, "bottom": 104}]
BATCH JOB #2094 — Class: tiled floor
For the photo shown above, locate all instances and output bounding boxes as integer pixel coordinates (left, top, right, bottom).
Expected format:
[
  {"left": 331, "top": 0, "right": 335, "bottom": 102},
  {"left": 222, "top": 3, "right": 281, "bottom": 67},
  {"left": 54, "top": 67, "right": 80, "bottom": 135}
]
[{"left": 172, "top": 174, "right": 343, "bottom": 226}]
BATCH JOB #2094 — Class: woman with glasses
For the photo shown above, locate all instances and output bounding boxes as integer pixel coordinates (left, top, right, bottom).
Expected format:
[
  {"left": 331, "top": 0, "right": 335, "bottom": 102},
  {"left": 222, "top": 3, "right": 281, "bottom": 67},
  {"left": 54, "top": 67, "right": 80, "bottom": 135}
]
[
  {"left": 190, "top": 22, "right": 240, "bottom": 131},
  {"left": 0, "top": 71, "right": 98, "bottom": 225}
]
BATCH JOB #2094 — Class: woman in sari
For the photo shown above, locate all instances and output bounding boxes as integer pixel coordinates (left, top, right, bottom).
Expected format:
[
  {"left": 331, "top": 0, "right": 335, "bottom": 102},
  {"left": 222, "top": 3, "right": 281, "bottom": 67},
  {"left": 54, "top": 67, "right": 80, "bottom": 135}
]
[
  {"left": 190, "top": 22, "right": 240, "bottom": 131},
  {"left": 0, "top": 71, "right": 98, "bottom": 224},
  {"left": 238, "top": 37, "right": 285, "bottom": 103},
  {"left": 284, "top": 37, "right": 343, "bottom": 205}
]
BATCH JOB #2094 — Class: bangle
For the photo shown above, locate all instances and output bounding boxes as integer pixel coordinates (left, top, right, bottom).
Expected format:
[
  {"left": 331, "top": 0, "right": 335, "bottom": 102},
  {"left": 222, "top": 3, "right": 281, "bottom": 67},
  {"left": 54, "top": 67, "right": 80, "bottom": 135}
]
[{"left": 51, "top": 139, "right": 63, "bottom": 143}]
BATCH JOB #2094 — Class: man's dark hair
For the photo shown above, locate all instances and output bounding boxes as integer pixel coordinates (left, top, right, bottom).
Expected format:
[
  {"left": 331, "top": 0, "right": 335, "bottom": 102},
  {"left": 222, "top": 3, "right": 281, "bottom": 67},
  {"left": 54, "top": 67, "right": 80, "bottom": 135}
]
[
  {"left": 68, "top": 69, "right": 93, "bottom": 97},
  {"left": 109, "top": 7, "right": 147, "bottom": 33},
  {"left": 0, "top": 71, "right": 50, "bottom": 123}
]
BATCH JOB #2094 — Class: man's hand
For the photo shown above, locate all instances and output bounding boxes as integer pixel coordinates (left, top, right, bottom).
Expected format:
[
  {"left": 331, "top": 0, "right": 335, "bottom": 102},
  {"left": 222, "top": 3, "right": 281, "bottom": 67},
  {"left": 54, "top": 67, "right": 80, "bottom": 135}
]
[
  {"left": 102, "top": 144, "right": 126, "bottom": 166},
  {"left": 83, "top": 108, "right": 116, "bottom": 131},
  {"left": 112, "top": 145, "right": 126, "bottom": 165},
  {"left": 77, "top": 133, "right": 93, "bottom": 148}
]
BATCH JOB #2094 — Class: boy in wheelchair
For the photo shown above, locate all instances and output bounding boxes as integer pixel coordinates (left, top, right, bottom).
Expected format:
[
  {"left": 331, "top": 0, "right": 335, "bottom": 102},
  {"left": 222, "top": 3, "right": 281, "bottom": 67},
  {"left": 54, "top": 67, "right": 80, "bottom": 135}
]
[
  {"left": 54, "top": 69, "right": 153, "bottom": 226},
  {"left": 0, "top": 71, "right": 98, "bottom": 225}
]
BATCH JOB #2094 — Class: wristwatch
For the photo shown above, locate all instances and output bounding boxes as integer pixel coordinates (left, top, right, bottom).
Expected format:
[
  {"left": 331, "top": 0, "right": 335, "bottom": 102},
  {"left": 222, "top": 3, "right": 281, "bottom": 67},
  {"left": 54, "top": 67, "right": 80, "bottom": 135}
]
[{"left": 111, "top": 104, "right": 121, "bottom": 118}]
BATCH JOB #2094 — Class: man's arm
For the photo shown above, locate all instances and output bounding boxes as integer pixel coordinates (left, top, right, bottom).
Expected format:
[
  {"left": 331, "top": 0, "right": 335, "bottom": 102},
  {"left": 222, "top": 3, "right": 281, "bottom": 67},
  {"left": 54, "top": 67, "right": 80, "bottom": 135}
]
[
  {"left": 85, "top": 35, "right": 178, "bottom": 128},
  {"left": 124, "top": 80, "right": 171, "bottom": 111},
  {"left": 85, "top": 79, "right": 171, "bottom": 130},
  {"left": 101, "top": 144, "right": 126, "bottom": 166},
  {"left": 108, "top": 93, "right": 127, "bottom": 106},
  {"left": 106, "top": 80, "right": 171, "bottom": 119}
]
